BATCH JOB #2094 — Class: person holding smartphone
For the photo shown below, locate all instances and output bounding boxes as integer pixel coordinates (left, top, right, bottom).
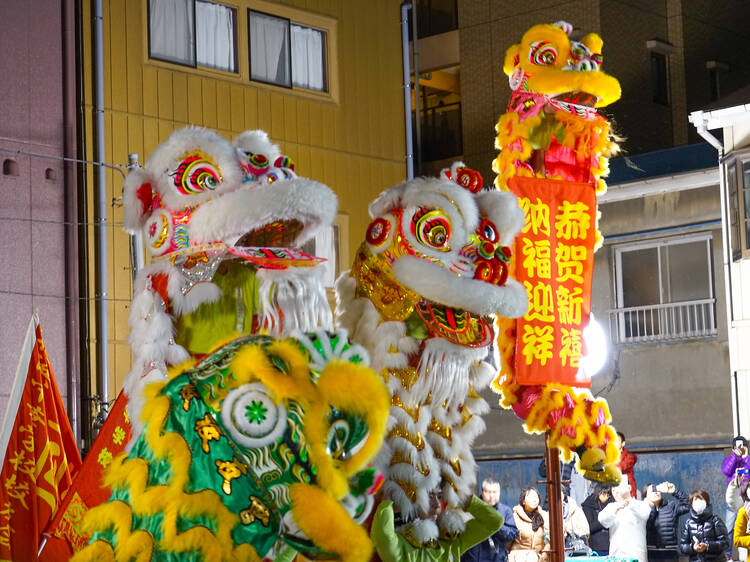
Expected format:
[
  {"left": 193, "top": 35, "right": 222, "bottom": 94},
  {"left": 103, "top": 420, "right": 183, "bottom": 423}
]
[
  {"left": 721, "top": 436, "right": 750, "bottom": 552},
  {"left": 643, "top": 481, "right": 690, "bottom": 559}
]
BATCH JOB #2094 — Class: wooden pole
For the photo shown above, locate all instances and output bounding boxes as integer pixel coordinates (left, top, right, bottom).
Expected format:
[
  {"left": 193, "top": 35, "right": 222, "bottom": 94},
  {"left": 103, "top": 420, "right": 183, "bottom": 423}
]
[{"left": 545, "top": 432, "right": 565, "bottom": 562}]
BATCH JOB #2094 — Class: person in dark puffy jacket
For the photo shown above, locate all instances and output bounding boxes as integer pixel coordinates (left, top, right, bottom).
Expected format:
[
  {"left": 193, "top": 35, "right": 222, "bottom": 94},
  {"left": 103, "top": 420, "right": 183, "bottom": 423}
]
[
  {"left": 581, "top": 483, "right": 613, "bottom": 555},
  {"left": 642, "top": 481, "right": 689, "bottom": 560},
  {"left": 678, "top": 489, "right": 729, "bottom": 562},
  {"left": 463, "top": 478, "right": 519, "bottom": 562}
]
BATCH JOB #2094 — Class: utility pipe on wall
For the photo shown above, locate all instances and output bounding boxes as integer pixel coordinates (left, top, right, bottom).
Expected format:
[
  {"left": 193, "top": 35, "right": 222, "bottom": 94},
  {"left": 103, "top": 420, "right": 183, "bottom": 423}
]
[
  {"left": 93, "top": 0, "right": 109, "bottom": 417},
  {"left": 400, "top": 3, "right": 414, "bottom": 179},
  {"left": 410, "top": 0, "right": 421, "bottom": 176}
]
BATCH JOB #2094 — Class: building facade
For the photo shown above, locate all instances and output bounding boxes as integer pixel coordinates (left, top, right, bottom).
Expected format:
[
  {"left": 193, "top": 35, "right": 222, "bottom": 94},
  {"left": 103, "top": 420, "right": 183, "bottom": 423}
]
[
  {"left": 0, "top": 0, "right": 81, "bottom": 440},
  {"left": 76, "top": 0, "right": 408, "bottom": 441}
]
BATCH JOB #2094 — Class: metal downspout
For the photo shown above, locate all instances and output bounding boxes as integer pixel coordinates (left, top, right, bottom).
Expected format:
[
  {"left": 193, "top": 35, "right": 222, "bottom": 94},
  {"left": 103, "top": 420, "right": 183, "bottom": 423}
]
[
  {"left": 62, "top": 0, "right": 81, "bottom": 446},
  {"left": 400, "top": 3, "right": 414, "bottom": 179},
  {"left": 690, "top": 110, "right": 737, "bottom": 435},
  {"left": 410, "top": 0, "right": 421, "bottom": 176},
  {"left": 94, "top": 0, "right": 109, "bottom": 417}
]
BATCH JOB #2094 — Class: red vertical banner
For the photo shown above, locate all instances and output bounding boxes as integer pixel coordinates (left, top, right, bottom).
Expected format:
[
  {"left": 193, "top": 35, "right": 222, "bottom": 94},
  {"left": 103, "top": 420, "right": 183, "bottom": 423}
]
[
  {"left": 508, "top": 177, "right": 597, "bottom": 387},
  {"left": 41, "top": 390, "right": 132, "bottom": 558},
  {"left": 0, "top": 314, "right": 81, "bottom": 561}
]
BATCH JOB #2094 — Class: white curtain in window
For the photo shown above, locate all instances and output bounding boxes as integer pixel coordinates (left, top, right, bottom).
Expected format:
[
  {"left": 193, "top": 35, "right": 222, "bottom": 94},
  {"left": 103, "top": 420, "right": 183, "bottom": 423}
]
[
  {"left": 149, "top": 0, "right": 195, "bottom": 65},
  {"left": 291, "top": 25, "right": 325, "bottom": 91},
  {"left": 196, "top": 1, "right": 235, "bottom": 71},
  {"left": 249, "top": 12, "right": 290, "bottom": 86}
]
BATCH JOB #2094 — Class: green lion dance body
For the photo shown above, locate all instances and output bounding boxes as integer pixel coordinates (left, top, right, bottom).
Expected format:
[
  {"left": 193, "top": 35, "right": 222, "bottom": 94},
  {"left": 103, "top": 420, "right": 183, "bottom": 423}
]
[{"left": 74, "top": 332, "right": 388, "bottom": 561}]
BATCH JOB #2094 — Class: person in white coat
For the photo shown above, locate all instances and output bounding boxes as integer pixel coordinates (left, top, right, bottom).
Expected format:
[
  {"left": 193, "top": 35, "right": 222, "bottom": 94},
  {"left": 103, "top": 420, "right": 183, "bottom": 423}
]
[{"left": 598, "top": 481, "right": 652, "bottom": 562}]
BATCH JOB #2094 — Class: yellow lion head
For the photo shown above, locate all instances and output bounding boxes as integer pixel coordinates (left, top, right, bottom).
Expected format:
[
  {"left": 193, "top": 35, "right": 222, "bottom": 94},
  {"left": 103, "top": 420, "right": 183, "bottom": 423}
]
[{"left": 503, "top": 21, "right": 620, "bottom": 108}]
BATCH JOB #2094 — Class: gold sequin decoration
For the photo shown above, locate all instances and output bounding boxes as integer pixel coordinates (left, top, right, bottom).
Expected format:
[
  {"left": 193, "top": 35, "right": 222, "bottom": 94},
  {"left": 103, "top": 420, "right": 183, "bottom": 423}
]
[
  {"left": 428, "top": 418, "right": 452, "bottom": 442},
  {"left": 239, "top": 496, "right": 271, "bottom": 526},
  {"left": 194, "top": 413, "right": 223, "bottom": 453},
  {"left": 391, "top": 367, "right": 419, "bottom": 392},
  {"left": 388, "top": 426, "right": 425, "bottom": 451},
  {"left": 391, "top": 394, "right": 420, "bottom": 423},
  {"left": 394, "top": 478, "right": 418, "bottom": 502},
  {"left": 449, "top": 458, "right": 462, "bottom": 477},
  {"left": 352, "top": 245, "right": 420, "bottom": 321},
  {"left": 179, "top": 383, "right": 200, "bottom": 411}
]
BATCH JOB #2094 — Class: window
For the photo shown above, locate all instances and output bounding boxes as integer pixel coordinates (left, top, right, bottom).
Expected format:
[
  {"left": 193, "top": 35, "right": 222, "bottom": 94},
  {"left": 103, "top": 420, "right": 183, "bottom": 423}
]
[
  {"left": 149, "top": 0, "right": 237, "bottom": 72},
  {"left": 612, "top": 234, "right": 716, "bottom": 343},
  {"left": 650, "top": 52, "right": 669, "bottom": 105},
  {"left": 248, "top": 10, "right": 327, "bottom": 92},
  {"left": 706, "top": 60, "right": 729, "bottom": 102},
  {"left": 726, "top": 152, "right": 750, "bottom": 261},
  {"left": 646, "top": 39, "right": 673, "bottom": 106}
]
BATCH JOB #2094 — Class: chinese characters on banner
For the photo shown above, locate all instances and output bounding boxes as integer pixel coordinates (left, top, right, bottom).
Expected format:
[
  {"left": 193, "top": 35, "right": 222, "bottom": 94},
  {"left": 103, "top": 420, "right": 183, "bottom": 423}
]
[
  {"left": 40, "top": 391, "right": 131, "bottom": 559},
  {"left": 508, "top": 177, "right": 597, "bottom": 387},
  {"left": 0, "top": 315, "right": 81, "bottom": 562}
]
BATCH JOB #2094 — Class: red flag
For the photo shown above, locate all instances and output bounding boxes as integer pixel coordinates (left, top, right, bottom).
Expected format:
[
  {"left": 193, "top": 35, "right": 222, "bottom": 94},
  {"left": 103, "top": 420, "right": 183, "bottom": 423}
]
[
  {"left": 40, "top": 390, "right": 131, "bottom": 557},
  {"left": 508, "top": 177, "right": 597, "bottom": 387},
  {"left": 0, "top": 314, "right": 82, "bottom": 561}
]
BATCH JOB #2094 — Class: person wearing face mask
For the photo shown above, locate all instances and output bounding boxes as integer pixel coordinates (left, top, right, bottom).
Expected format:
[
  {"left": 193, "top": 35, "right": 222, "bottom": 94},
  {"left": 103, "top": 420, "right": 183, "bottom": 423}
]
[
  {"left": 678, "top": 490, "right": 729, "bottom": 562},
  {"left": 508, "top": 487, "right": 549, "bottom": 562},
  {"left": 642, "top": 481, "right": 689, "bottom": 559},
  {"left": 597, "top": 480, "right": 651, "bottom": 561}
]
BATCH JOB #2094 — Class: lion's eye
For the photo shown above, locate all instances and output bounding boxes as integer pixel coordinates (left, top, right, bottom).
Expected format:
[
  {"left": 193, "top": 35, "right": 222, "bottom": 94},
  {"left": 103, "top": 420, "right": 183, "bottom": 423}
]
[
  {"left": 412, "top": 207, "right": 452, "bottom": 251},
  {"left": 172, "top": 154, "right": 221, "bottom": 195},
  {"left": 479, "top": 219, "right": 498, "bottom": 243},
  {"left": 529, "top": 41, "right": 557, "bottom": 65},
  {"left": 327, "top": 419, "right": 350, "bottom": 460}
]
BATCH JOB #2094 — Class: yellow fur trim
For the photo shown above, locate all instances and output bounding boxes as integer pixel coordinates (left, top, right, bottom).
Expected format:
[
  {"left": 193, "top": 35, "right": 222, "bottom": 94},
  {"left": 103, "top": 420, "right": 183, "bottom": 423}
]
[
  {"left": 289, "top": 484, "right": 373, "bottom": 562},
  {"left": 304, "top": 360, "right": 391, "bottom": 498},
  {"left": 76, "top": 381, "right": 261, "bottom": 561},
  {"left": 167, "top": 357, "right": 199, "bottom": 380}
]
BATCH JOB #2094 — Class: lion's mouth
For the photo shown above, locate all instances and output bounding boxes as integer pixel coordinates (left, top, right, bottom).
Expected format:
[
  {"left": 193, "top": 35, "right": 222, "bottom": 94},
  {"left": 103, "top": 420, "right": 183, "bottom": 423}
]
[
  {"left": 551, "top": 90, "right": 598, "bottom": 107},
  {"left": 224, "top": 219, "right": 325, "bottom": 270},
  {"left": 415, "top": 301, "right": 493, "bottom": 348},
  {"left": 234, "top": 219, "right": 306, "bottom": 248}
]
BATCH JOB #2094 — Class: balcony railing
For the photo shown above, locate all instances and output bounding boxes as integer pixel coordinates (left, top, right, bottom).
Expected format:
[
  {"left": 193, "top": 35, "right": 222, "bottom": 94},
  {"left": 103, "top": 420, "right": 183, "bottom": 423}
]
[{"left": 607, "top": 298, "right": 717, "bottom": 344}]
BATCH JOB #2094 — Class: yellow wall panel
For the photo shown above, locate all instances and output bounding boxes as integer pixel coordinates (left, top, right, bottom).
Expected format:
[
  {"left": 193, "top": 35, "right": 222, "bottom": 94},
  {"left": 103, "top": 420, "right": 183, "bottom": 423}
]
[
  {"left": 257, "top": 90, "right": 271, "bottom": 133},
  {"left": 202, "top": 78, "right": 217, "bottom": 128},
  {"left": 172, "top": 74, "right": 188, "bottom": 123},
  {"left": 186, "top": 75, "right": 203, "bottom": 124},
  {"left": 157, "top": 69, "right": 173, "bottom": 121},
  {"left": 296, "top": 99, "right": 310, "bottom": 146},
  {"left": 216, "top": 82, "right": 231, "bottom": 131},
  {"left": 109, "top": 0, "right": 128, "bottom": 112},
  {"left": 142, "top": 66, "right": 158, "bottom": 117},
  {"left": 230, "top": 84, "right": 245, "bottom": 131},
  {"left": 283, "top": 96, "right": 297, "bottom": 144},
  {"left": 270, "top": 92, "right": 285, "bottom": 141},
  {"left": 244, "top": 87, "right": 258, "bottom": 130},
  {"left": 125, "top": 1, "right": 143, "bottom": 115}
]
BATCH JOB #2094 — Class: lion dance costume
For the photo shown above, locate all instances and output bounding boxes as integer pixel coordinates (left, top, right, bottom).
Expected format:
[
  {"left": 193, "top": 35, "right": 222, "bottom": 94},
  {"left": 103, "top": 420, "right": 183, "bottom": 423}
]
[
  {"left": 493, "top": 21, "right": 623, "bottom": 473},
  {"left": 73, "top": 128, "right": 390, "bottom": 561},
  {"left": 336, "top": 164, "right": 529, "bottom": 545}
]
